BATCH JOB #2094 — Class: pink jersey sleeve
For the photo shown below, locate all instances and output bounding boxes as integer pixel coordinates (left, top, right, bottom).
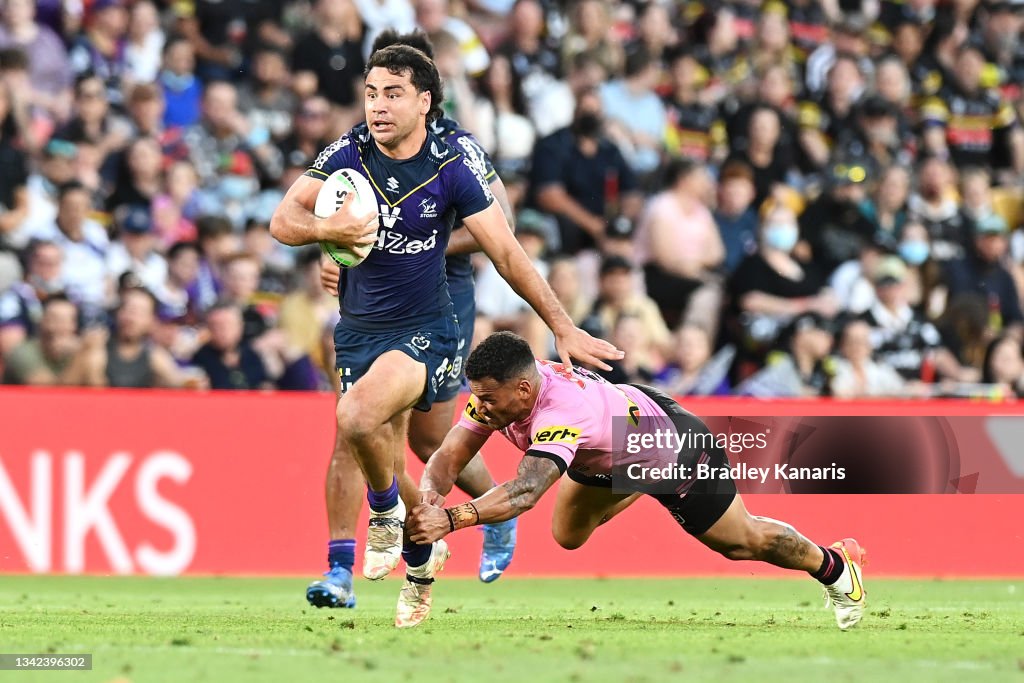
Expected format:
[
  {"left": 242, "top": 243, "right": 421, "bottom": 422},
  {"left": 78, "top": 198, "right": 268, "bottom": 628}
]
[
  {"left": 526, "top": 405, "right": 589, "bottom": 470},
  {"left": 457, "top": 395, "right": 494, "bottom": 436}
]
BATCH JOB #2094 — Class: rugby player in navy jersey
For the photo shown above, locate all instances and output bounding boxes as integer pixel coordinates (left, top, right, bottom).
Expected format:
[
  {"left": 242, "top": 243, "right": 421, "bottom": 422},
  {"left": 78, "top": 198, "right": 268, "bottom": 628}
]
[
  {"left": 270, "top": 43, "right": 621, "bottom": 624},
  {"left": 313, "top": 31, "right": 520, "bottom": 607}
]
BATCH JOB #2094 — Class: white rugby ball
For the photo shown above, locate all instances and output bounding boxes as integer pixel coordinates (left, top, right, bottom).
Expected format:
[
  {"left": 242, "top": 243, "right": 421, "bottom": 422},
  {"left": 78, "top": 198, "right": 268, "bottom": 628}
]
[{"left": 315, "top": 168, "right": 379, "bottom": 268}]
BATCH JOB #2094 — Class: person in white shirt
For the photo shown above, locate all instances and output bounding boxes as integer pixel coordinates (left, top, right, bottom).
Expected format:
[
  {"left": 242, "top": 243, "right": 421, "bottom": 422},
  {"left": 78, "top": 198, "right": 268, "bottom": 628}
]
[
  {"left": 28, "top": 181, "right": 110, "bottom": 318},
  {"left": 106, "top": 205, "right": 167, "bottom": 296}
]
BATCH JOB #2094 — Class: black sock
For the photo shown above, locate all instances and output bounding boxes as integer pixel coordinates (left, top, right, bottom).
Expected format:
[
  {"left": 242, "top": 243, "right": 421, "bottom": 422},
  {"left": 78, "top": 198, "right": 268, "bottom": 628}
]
[{"left": 811, "top": 546, "right": 845, "bottom": 585}]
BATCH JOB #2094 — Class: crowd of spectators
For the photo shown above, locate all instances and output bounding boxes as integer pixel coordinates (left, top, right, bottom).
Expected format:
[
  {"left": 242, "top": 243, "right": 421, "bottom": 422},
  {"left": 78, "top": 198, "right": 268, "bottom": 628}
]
[{"left": 2, "top": 0, "right": 1024, "bottom": 400}]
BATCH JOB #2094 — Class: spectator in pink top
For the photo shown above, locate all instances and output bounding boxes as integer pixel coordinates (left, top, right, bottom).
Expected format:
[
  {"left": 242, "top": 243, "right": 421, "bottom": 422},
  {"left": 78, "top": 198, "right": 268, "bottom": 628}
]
[{"left": 635, "top": 158, "right": 724, "bottom": 330}]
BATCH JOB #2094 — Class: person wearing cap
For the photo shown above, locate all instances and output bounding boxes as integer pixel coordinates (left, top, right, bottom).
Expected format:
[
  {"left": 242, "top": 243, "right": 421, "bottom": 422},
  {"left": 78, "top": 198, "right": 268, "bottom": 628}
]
[
  {"left": 735, "top": 311, "right": 836, "bottom": 397},
  {"left": 944, "top": 212, "right": 1024, "bottom": 332},
  {"left": 833, "top": 95, "right": 911, "bottom": 169},
  {"left": 798, "top": 155, "right": 878, "bottom": 272},
  {"left": 107, "top": 204, "right": 167, "bottom": 296},
  {"left": 862, "top": 255, "right": 973, "bottom": 381}
]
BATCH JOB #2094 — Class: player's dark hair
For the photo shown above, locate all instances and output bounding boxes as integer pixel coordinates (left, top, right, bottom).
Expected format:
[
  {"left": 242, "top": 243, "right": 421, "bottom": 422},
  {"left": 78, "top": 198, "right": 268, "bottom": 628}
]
[
  {"left": 196, "top": 215, "right": 233, "bottom": 241},
  {"left": 365, "top": 45, "right": 444, "bottom": 123},
  {"left": 466, "top": 332, "right": 536, "bottom": 384},
  {"left": 57, "top": 180, "right": 88, "bottom": 201},
  {"left": 372, "top": 29, "right": 435, "bottom": 60}
]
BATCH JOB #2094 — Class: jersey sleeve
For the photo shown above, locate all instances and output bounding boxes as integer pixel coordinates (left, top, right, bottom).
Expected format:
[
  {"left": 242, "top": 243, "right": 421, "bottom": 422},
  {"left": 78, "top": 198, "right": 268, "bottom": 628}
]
[
  {"left": 450, "top": 131, "right": 498, "bottom": 182},
  {"left": 305, "top": 135, "right": 359, "bottom": 180},
  {"left": 447, "top": 154, "right": 495, "bottom": 220},
  {"left": 457, "top": 395, "right": 496, "bottom": 436},
  {"left": 527, "top": 408, "right": 586, "bottom": 472}
]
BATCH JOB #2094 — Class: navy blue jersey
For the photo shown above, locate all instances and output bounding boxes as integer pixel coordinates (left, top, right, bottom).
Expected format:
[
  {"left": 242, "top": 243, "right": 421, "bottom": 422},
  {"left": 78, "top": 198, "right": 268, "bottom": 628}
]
[
  {"left": 306, "top": 126, "right": 493, "bottom": 323},
  {"left": 429, "top": 117, "right": 498, "bottom": 296}
]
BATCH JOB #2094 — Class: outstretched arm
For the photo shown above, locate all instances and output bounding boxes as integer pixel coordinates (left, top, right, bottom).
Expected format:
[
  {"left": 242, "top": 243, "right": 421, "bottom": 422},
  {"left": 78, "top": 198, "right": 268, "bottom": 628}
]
[
  {"left": 408, "top": 453, "right": 563, "bottom": 544},
  {"left": 462, "top": 202, "right": 622, "bottom": 370},
  {"left": 420, "top": 425, "right": 492, "bottom": 498}
]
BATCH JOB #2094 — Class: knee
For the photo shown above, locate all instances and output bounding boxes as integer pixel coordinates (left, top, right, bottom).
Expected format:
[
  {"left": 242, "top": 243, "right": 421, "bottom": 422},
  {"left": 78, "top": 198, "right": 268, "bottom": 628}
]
[
  {"left": 407, "top": 429, "right": 442, "bottom": 463},
  {"left": 551, "top": 525, "right": 587, "bottom": 551},
  {"left": 335, "top": 398, "right": 378, "bottom": 444}
]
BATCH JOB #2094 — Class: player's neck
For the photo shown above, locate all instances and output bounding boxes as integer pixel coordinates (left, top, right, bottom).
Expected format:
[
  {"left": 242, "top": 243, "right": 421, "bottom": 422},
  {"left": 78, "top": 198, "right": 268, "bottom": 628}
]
[{"left": 375, "top": 124, "right": 428, "bottom": 160}]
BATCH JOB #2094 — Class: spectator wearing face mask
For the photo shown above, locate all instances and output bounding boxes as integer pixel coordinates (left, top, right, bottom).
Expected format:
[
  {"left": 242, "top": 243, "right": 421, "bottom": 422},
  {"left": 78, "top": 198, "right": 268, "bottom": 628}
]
[{"left": 730, "top": 200, "right": 838, "bottom": 357}]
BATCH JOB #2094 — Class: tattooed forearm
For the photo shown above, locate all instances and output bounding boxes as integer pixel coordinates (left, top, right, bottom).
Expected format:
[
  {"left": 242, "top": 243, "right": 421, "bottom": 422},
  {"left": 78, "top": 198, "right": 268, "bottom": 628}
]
[{"left": 501, "top": 456, "right": 562, "bottom": 517}]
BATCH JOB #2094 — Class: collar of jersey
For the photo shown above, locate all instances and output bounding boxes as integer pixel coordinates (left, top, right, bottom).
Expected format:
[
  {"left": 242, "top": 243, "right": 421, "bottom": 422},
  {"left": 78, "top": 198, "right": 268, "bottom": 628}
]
[{"left": 359, "top": 136, "right": 462, "bottom": 208}]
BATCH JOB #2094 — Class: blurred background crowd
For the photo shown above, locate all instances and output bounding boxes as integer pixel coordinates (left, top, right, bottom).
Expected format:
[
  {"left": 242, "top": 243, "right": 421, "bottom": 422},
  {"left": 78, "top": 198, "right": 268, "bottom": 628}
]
[{"left": 3, "top": 0, "right": 1024, "bottom": 399}]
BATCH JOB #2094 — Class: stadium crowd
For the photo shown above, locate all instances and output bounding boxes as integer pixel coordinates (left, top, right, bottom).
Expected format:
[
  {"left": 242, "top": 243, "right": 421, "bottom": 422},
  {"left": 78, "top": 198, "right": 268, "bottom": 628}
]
[{"left": 2, "top": 0, "right": 1024, "bottom": 399}]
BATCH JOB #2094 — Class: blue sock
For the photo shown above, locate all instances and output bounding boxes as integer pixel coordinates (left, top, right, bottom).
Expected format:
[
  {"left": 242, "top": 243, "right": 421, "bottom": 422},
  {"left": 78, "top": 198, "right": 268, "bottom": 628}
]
[
  {"left": 367, "top": 476, "right": 399, "bottom": 512},
  {"left": 327, "top": 539, "right": 355, "bottom": 571},
  {"left": 402, "top": 539, "right": 432, "bottom": 569}
]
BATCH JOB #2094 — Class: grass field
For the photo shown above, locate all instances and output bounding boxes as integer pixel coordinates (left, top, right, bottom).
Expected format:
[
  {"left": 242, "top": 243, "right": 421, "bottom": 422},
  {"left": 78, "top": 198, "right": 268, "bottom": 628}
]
[{"left": 1, "top": 575, "right": 1020, "bottom": 683}]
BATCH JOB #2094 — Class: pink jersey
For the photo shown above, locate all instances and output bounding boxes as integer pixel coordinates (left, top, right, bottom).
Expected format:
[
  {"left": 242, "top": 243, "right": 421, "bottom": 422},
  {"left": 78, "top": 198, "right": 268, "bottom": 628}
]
[{"left": 457, "top": 360, "right": 674, "bottom": 481}]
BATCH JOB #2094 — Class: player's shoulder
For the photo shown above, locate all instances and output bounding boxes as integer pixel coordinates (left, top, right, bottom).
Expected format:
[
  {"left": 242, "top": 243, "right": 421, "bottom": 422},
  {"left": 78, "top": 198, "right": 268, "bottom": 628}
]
[{"left": 309, "top": 129, "right": 366, "bottom": 173}]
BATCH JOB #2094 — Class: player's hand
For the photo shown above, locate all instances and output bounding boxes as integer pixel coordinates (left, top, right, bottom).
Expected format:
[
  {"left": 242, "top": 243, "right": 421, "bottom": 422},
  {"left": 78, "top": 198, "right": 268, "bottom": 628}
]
[
  {"left": 407, "top": 503, "right": 451, "bottom": 544},
  {"left": 318, "top": 192, "right": 379, "bottom": 250},
  {"left": 420, "top": 490, "right": 446, "bottom": 507},
  {"left": 320, "top": 255, "right": 340, "bottom": 296},
  {"left": 554, "top": 326, "right": 624, "bottom": 372}
]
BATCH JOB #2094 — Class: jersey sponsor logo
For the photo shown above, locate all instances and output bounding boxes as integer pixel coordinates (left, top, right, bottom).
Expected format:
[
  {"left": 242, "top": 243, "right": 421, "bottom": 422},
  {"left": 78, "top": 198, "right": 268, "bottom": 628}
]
[
  {"left": 430, "top": 141, "right": 450, "bottom": 159},
  {"left": 464, "top": 396, "right": 489, "bottom": 426},
  {"left": 386, "top": 176, "right": 400, "bottom": 193},
  {"left": 627, "top": 400, "right": 641, "bottom": 427},
  {"left": 419, "top": 198, "right": 438, "bottom": 218},
  {"left": 374, "top": 228, "right": 438, "bottom": 255},
  {"left": 312, "top": 136, "right": 350, "bottom": 170},
  {"left": 533, "top": 426, "right": 581, "bottom": 444},
  {"left": 379, "top": 205, "right": 403, "bottom": 229},
  {"left": 410, "top": 334, "right": 430, "bottom": 350}
]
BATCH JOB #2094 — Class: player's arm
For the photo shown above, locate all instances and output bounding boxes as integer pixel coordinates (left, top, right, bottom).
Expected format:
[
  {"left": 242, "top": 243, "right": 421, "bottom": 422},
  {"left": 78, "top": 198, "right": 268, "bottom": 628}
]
[
  {"left": 408, "top": 452, "right": 563, "bottom": 544},
  {"left": 446, "top": 176, "right": 515, "bottom": 255},
  {"left": 268, "top": 174, "right": 378, "bottom": 248},
  {"left": 420, "top": 424, "right": 493, "bottom": 499},
  {"left": 462, "top": 203, "right": 622, "bottom": 370}
]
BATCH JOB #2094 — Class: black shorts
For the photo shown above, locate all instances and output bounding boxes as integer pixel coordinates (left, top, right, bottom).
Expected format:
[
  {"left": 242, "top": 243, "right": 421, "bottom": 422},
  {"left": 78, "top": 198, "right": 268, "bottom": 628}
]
[{"left": 566, "top": 383, "right": 737, "bottom": 536}]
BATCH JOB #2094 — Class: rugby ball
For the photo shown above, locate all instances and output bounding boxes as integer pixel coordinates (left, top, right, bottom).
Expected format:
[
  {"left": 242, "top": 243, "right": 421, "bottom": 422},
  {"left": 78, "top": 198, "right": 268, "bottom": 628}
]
[{"left": 315, "top": 168, "right": 379, "bottom": 268}]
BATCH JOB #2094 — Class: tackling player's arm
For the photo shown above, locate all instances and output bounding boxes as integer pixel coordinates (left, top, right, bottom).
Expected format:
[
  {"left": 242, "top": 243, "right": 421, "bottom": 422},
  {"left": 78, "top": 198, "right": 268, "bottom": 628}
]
[
  {"left": 419, "top": 424, "right": 492, "bottom": 500},
  {"left": 269, "top": 174, "right": 378, "bottom": 248},
  {"left": 461, "top": 202, "right": 622, "bottom": 370},
  {"left": 408, "top": 451, "right": 563, "bottom": 544},
  {"left": 446, "top": 176, "right": 515, "bottom": 255}
]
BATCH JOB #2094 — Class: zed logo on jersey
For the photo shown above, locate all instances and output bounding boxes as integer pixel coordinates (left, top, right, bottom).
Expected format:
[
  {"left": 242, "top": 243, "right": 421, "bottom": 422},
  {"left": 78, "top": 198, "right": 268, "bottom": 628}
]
[
  {"left": 379, "top": 205, "right": 403, "bottom": 229},
  {"left": 533, "top": 426, "right": 581, "bottom": 444},
  {"left": 374, "top": 228, "right": 438, "bottom": 255}
]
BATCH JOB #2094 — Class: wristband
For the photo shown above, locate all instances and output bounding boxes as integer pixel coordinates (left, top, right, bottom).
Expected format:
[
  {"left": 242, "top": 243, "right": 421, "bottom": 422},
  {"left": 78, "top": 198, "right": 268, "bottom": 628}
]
[{"left": 445, "top": 502, "right": 480, "bottom": 531}]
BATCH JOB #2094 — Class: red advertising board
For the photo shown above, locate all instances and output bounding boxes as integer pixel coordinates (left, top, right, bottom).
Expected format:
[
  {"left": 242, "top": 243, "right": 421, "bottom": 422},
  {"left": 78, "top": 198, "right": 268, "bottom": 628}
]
[{"left": 0, "top": 388, "right": 1022, "bottom": 577}]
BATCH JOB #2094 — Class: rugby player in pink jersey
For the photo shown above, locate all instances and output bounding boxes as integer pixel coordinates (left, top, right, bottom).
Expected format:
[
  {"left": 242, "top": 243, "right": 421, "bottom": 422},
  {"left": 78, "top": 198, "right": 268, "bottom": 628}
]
[{"left": 405, "top": 332, "right": 866, "bottom": 630}]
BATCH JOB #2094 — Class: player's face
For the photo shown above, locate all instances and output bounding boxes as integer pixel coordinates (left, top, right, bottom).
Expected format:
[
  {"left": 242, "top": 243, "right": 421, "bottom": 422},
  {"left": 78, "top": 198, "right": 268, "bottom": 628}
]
[
  {"left": 364, "top": 67, "right": 430, "bottom": 149},
  {"left": 468, "top": 377, "right": 533, "bottom": 430}
]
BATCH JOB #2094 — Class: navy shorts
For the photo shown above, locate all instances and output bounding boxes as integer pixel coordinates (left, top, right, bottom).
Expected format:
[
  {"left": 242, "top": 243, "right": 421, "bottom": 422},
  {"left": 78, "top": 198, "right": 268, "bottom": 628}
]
[
  {"left": 334, "top": 306, "right": 461, "bottom": 412},
  {"left": 435, "top": 284, "right": 475, "bottom": 403}
]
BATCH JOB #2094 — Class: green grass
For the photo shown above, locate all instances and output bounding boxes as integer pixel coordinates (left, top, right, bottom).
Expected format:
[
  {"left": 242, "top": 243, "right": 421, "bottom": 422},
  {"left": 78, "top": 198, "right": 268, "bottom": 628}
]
[{"left": 0, "top": 576, "right": 1020, "bottom": 683}]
